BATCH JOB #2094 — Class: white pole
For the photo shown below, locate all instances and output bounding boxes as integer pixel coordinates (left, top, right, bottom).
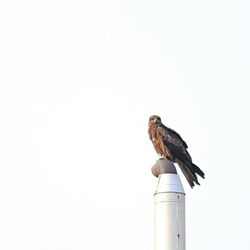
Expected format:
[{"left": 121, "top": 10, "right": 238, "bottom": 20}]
[{"left": 152, "top": 159, "right": 186, "bottom": 250}]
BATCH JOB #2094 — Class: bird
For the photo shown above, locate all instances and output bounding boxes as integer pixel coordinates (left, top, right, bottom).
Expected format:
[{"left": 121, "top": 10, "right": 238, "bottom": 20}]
[{"left": 148, "top": 115, "right": 205, "bottom": 188}]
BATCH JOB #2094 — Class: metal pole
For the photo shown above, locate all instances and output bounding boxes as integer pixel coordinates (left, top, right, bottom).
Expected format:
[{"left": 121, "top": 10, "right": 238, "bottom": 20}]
[{"left": 152, "top": 159, "right": 186, "bottom": 250}]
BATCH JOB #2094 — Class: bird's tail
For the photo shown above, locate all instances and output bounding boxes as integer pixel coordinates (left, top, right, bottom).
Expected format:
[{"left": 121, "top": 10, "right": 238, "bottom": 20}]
[
  {"left": 191, "top": 163, "right": 205, "bottom": 179},
  {"left": 176, "top": 159, "right": 205, "bottom": 188}
]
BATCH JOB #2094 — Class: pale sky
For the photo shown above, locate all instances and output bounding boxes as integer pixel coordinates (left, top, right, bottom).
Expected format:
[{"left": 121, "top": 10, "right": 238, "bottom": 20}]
[{"left": 0, "top": 0, "right": 250, "bottom": 249}]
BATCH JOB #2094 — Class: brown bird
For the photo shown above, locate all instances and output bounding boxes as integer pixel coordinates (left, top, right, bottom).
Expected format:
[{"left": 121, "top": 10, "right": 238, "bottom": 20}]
[{"left": 148, "top": 115, "right": 205, "bottom": 188}]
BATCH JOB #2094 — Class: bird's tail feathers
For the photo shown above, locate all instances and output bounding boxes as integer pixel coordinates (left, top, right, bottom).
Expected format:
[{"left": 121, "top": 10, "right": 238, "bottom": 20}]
[
  {"left": 191, "top": 163, "right": 205, "bottom": 179},
  {"left": 176, "top": 159, "right": 200, "bottom": 188}
]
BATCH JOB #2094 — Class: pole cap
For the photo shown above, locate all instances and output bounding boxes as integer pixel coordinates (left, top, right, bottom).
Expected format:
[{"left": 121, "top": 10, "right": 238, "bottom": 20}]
[
  {"left": 151, "top": 158, "right": 177, "bottom": 177},
  {"left": 152, "top": 159, "right": 185, "bottom": 194}
]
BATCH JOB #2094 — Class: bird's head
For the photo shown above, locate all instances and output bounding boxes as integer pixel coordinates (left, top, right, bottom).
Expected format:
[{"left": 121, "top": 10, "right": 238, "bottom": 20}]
[{"left": 148, "top": 115, "right": 162, "bottom": 126}]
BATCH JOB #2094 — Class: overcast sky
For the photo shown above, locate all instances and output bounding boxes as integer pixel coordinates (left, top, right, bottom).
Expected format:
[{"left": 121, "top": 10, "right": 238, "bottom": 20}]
[{"left": 0, "top": 0, "right": 250, "bottom": 249}]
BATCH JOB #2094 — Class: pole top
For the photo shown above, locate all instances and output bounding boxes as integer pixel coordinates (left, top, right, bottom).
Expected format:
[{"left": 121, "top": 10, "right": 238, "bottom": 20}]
[
  {"left": 152, "top": 158, "right": 185, "bottom": 194},
  {"left": 151, "top": 158, "right": 177, "bottom": 177}
]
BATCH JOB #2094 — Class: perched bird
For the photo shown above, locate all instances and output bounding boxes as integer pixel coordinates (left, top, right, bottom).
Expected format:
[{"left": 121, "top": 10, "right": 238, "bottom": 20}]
[{"left": 148, "top": 115, "right": 205, "bottom": 188}]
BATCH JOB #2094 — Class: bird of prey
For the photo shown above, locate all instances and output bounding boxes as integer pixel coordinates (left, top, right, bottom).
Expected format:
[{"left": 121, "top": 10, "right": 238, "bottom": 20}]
[{"left": 148, "top": 115, "right": 205, "bottom": 188}]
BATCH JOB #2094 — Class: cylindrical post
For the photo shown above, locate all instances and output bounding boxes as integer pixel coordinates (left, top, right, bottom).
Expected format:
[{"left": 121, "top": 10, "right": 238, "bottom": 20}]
[{"left": 152, "top": 159, "right": 186, "bottom": 250}]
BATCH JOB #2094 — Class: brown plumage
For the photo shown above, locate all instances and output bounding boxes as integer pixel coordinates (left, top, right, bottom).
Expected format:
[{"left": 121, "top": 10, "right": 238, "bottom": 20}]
[{"left": 148, "top": 115, "right": 205, "bottom": 188}]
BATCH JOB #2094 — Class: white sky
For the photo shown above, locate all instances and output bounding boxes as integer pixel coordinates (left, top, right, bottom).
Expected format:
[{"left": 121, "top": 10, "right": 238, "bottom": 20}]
[{"left": 0, "top": 0, "right": 250, "bottom": 249}]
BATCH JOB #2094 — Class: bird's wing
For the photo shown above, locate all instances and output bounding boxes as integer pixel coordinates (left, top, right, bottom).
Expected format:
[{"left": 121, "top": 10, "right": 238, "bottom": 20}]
[
  {"left": 164, "top": 125, "right": 188, "bottom": 148},
  {"left": 157, "top": 124, "right": 192, "bottom": 163}
]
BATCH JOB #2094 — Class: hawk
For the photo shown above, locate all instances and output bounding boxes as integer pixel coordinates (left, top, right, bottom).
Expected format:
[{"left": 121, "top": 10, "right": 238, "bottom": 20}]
[{"left": 148, "top": 115, "right": 205, "bottom": 188}]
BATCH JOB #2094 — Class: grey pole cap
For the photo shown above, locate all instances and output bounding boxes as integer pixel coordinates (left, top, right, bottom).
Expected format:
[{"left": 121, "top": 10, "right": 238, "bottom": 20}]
[
  {"left": 151, "top": 158, "right": 177, "bottom": 177},
  {"left": 152, "top": 158, "right": 185, "bottom": 194}
]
